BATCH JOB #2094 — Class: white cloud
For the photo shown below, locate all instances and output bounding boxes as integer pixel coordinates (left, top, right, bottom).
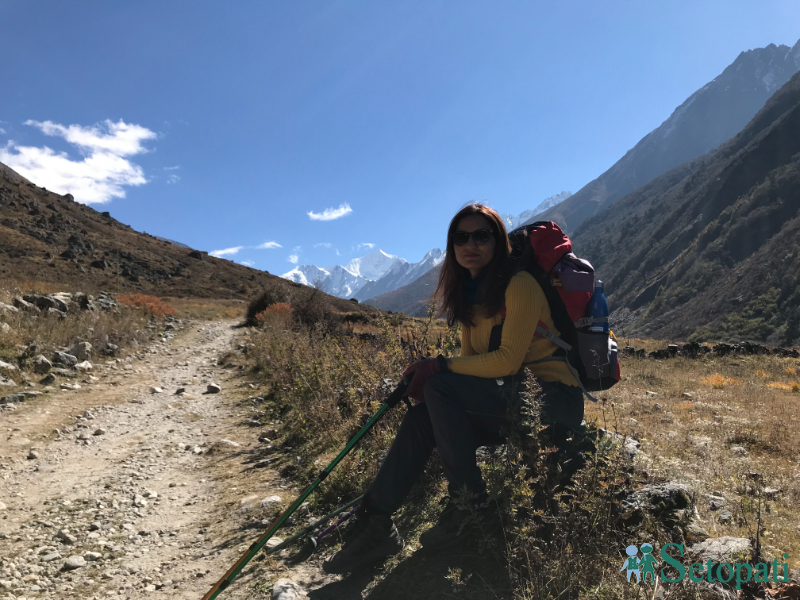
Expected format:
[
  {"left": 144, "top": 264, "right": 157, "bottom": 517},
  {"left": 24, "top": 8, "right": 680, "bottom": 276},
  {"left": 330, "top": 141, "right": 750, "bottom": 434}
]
[
  {"left": 308, "top": 203, "right": 352, "bottom": 221},
  {"left": 240, "top": 260, "right": 255, "bottom": 266},
  {"left": 164, "top": 166, "right": 180, "bottom": 170},
  {"left": 210, "top": 246, "right": 243, "bottom": 257},
  {"left": 166, "top": 174, "right": 180, "bottom": 184},
  {"left": 314, "top": 242, "right": 333, "bottom": 248},
  {"left": 0, "top": 128, "right": 6, "bottom": 134},
  {"left": 0, "top": 119, "right": 156, "bottom": 204},
  {"left": 288, "top": 254, "right": 299, "bottom": 264},
  {"left": 353, "top": 242, "right": 375, "bottom": 252},
  {"left": 256, "top": 241, "right": 282, "bottom": 249}
]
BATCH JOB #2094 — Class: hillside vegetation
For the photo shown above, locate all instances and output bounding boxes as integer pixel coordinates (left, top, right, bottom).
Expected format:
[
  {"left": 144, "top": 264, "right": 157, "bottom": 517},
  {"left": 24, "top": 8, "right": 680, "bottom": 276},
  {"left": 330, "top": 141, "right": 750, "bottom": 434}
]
[{"left": 572, "top": 71, "right": 800, "bottom": 344}]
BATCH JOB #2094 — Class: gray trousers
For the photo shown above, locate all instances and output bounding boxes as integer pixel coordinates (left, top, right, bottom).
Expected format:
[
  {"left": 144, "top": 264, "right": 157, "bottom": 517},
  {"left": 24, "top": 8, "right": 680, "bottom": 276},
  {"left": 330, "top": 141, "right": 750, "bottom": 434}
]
[{"left": 365, "top": 371, "right": 583, "bottom": 515}]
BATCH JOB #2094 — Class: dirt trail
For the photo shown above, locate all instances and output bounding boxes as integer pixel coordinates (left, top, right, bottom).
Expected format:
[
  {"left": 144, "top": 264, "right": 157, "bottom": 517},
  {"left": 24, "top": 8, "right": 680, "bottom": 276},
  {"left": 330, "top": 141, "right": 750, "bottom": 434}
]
[{"left": 0, "top": 320, "right": 337, "bottom": 599}]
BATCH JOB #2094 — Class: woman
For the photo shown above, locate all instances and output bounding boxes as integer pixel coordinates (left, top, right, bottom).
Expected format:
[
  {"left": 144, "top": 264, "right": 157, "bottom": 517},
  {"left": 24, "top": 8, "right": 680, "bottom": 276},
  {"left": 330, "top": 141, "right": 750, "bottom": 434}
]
[{"left": 322, "top": 203, "right": 584, "bottom": 574}]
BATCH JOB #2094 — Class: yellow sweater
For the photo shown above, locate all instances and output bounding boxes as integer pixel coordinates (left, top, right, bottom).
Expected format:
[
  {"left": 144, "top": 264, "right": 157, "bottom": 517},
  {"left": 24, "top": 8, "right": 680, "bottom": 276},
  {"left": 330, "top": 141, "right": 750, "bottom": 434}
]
[{"left": 449, "top": 270, "right": 580, "bottom": 386}]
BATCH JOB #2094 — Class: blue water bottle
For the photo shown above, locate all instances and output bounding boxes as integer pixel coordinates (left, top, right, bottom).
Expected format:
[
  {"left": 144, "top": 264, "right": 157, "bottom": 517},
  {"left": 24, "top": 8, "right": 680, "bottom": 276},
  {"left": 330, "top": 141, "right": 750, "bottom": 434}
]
[{"left": 588, "top": 280, "right": 609, "bottom": 333}]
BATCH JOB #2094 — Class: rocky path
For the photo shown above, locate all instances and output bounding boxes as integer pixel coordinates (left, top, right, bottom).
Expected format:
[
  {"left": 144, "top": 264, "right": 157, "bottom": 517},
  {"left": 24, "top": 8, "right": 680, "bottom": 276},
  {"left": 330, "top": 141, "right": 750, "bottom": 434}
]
[{"left": 0, "top": 321, "right": 329, "bottom": 600}]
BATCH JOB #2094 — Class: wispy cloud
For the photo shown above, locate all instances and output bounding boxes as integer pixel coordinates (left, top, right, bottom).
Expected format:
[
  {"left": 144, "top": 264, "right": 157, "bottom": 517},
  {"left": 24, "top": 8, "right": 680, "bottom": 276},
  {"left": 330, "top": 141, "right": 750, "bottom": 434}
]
[
  {"left": 353, "top": 242, "right": 375, "bottom": 252},
  {"left": 210, "top": 246, "right": 243, "bottom": 257},
  {"left": 164, "top": 166, "right": 180, "bottom": 184},
  {"left": 0, "top": 119, "right": 157, "bottom": 204},
  {"left": 308, "top": 203, "right": 352, "bottom": 221},
  {"left": 0, "top": 128, "right": 6, "bottom": 135},
  {"left": 240, "top": 260, "right": 255, "bottom": 266},
  {"left": 256, "top": 241, "right": 282, "bottom": 249},
  {"left": 314, "top": 242, "right": 333, "bottom": 249},
  {"left": 288, "top": 245, "right": 301, "bottom": 264}
]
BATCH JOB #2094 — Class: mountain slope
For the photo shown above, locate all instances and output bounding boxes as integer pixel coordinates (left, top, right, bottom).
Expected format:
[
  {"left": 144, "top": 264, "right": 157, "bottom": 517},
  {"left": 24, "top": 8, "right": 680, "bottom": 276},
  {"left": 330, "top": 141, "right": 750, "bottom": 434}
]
[
  {"left": 0, "top": 161, "right": 375, "bottom": 315},
  {"left": 356, "top": 248, "right": 444, "bottom": 301},
  {"left": 528, "top": 39, "right": 800, "bottom": 233},
  {"left": 364, "top": 264, "right": 442, "bottom": 317},
  {"left": 571, "top": 71, "right": 800, "bottom": 343}
]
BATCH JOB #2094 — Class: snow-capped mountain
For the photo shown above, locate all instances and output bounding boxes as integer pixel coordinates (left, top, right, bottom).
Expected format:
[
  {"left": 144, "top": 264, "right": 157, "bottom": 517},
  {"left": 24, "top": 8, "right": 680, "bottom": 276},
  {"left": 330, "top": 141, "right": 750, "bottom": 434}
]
[
  {"left": 281, "top": 248, "right": 427, "bottom": 300},
  {"left": 345, "top": 249, "right": 404, "bottom": 280},
  {"left": 500, "top": 191, "right": 572, "bottom": 231},
  {"left": 356, "top": 248, "right": 444, "bottom": 301}
]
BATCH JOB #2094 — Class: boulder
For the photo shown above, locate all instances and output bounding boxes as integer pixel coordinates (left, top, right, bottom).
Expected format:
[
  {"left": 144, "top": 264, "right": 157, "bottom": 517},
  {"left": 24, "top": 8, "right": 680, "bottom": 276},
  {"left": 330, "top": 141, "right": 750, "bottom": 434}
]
[
  {"left": 619, "top": 482, "right": 691, "bottom": 526},
  {"left": 206, "top": 383, "right": 221, "bottom": 394},
  {"left": 272, "top": 579, "right": 306, "bottom": 600},
  {"left": 0, "top": 302, "right": 19, "bottom": 314},
  {"left": 62, "top": 555, "right": 87, "bottom": 570},
  {"left": 33, "top": 355, "right": 52, "bottom": 374},
  {"left": 598, "top": 428, "right": 641, "bottom": 458},
  {"left": 52, "top": 351, "right": 78, "bottom": 367},
  {"left": 75, "top": 361, "right": 93, "bottom": 372},
  {"left": 68, "top": 341, "right": 92, "bottom": 361},
  {"left": 12, "top": 296, "right": 38, "bottom": 312},
  {"left": 39, "top": 373, "right": 56, "bottom": 385},
  {"left": 688, "top": 536, "right": 751, "bottom": 564},
  {"left": 0, "top": 360, "right": 17, "bottom": 375}
]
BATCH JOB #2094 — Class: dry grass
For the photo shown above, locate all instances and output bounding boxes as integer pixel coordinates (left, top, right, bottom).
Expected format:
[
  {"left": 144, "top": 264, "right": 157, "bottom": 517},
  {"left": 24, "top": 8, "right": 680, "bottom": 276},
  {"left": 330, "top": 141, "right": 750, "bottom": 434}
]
[{"left": 586, "top": 352, "right": 800, "bottom": 571}]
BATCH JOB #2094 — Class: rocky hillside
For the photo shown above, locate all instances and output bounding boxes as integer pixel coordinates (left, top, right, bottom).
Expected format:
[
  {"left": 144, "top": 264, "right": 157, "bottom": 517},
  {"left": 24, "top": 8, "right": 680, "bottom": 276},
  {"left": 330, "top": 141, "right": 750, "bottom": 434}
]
[
  {"left": 0, "top": 162, "right": 374, "bottom": 314},
  {"left": 529, "top": 38, "right": 800, "bottom": 233},
  {"left": 572, "top": 71, "right": 800, "bottom": 344},
  {"left": 364, "top": 263, "right": 442, "bottom": 317}
]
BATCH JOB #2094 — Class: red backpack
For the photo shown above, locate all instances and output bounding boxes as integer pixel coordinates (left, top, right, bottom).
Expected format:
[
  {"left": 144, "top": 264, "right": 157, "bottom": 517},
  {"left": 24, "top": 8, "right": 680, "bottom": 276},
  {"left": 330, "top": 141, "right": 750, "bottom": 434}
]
[{"left": 489, "top": 221, "right": 620, "bottom": 399}]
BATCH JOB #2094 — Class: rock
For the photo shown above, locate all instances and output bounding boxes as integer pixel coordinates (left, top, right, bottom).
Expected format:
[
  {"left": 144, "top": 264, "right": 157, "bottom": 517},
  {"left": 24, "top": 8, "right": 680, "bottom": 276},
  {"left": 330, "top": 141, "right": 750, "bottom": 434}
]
[
  {"left": 0, "top": 360, "right": 18, "bottom": 374},
  {"left": 192, "top": 446, "right": 203, "bottom": 455},
  {"left": 0, "top": 393, "right": 27, "bottom": 404},
  {"left": 730, "top": 445, "right": 748, "bottom": 457},
  {"left": 763, "top": 487, "right": 780, "bottom": 500},
  {"left": 217, "top": 439, "right": 239, "bottom": 447},
  {"left": 598, "top": 428, "right": 641, "bottom": 458},
  {"left": 652, "top": 403, "right": 662, "bottom": 411},
  {"left": 48, "top": 307, "right": 67, "bottom": 319},
  {"left": 718, "top": 510, "right": 733, "bottom": 524},
  {"left": 27, "top": 449, "right": 39, "bottom": 460},
  {"left": 33, "top": 355, "right": 52, "bottom": 374},
  {"left": 93, "top": 428, "right": 106, "bottom": 436},
  {"left": 0, "top": 376, "right": 16, "bottom": 387},
  {"left": 39, "top": 373, "right": 56, "bottom": 385},
  {"left": 0, "top": 322, "right": 9, "bottom": 334},
  {"left": 150, "top": 387, "right": 164, "bottom": 394},
  {"left": 206, "top": 383, "right": 221, "bottom": 394},
  {"left": 684, "top": 522, "right": 711, "bottom": 543},
  {"left": 51, "top": 367, "right": 78, "bottom": 377},
  {"left": 619, "top": 482, "right": 691, "bottom": 526},
  {"left": 259, "top": 429, "right": 279, "bottom": 442},
  {"left": 688, "top": 536, "right": 751, "bottom": 564},
  {"left": 56, "top": 529, "right": 77, "bottom": 544},
  {"left": 60, "top": 382, "right": 81, "bottom": 390},
  {"left": 42, "top": 552, "right": 61, "bottom": 562},
  {"left": 681, "top": 392, "right": 693, "bottom": 398},
  {"left": 62, "top": 555, "right": 87, "bottom": 570},
  {"left": 0, "top": 501, "right": 6, "bottom": 510},
  {"left": 13, "top": 296, "right": 38, "bottom": 312},
  {"left": 52, "top": 351, "right": 78, "bottom": 367},
  {"left": 175, "top": 387, "right": 186, "bottom": 395},
  {"left": 261, "top": 495, "right": 282, "bottom": 508},
  {"left": 272, "top": 578, "right": 305, "bottom": 600},
  {"left": 133, "top": 494, "right": 148, "bottom": 507},
  {"left": 646, "top": 391, "right": 658, "bottom": 397},
  {"left": 68, "top": 341, "right": 92, "bottom": 361},
  {"left": 0, "top": 301, "right": 20, "bottom": 314},
  {"left": 84, "top": 551, "right": 102, "bottom": 561},
  {"left": 75, "top": 360, "right": 93, "bottom": 372}
]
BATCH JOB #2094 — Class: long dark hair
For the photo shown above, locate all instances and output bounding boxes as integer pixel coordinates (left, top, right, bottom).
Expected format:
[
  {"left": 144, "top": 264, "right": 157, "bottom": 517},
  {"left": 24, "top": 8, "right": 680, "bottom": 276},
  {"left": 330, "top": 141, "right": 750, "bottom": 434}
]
[{"left": 434, "top": 203, "right": 513, "bottom": 327}]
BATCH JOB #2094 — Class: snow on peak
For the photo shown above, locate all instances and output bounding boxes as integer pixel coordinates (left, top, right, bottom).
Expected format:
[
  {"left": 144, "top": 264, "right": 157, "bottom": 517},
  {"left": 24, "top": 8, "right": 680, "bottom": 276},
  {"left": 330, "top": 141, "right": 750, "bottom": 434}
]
[
  {"left": 501, "top": 192, "right": 572, "bottom": 230},
  {"left": 345, "top": 248, "right": 405, "bottom": 280}
]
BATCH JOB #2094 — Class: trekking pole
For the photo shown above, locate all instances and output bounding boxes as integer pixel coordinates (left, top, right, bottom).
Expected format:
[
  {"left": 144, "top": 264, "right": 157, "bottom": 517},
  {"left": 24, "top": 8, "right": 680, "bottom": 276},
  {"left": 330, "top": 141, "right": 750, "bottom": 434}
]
[
  {"left": 202, "top": 374, "right": 414, "bottom": 600},
  {"left": 262, "top": 495, "right": 363, "bottom": 555}
]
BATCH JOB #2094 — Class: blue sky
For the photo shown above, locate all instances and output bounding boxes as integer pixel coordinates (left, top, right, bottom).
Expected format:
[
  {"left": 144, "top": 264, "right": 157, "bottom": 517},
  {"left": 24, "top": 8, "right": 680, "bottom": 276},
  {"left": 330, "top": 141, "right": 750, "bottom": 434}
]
[{"left": 2, "top": 1, "right": 799, "bottom": 275}]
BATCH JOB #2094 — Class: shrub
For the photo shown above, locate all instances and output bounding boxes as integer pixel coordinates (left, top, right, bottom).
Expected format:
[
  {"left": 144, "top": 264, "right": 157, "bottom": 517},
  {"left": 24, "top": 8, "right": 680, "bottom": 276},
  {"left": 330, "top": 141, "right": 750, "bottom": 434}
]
[
  {"left": 116, "top": 294, "right": 176, "bottom": 317},
  {"left": 245, "top": 283, "right": 289, "bottom": 326},
  {"left": 701, "top": 373, "right": 743, "bottom": 389}
]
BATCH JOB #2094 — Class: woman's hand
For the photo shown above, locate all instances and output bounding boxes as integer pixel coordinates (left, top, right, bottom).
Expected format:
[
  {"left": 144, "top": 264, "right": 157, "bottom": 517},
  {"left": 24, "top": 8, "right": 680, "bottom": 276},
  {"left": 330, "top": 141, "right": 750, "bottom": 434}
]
[{"left": 401, "top": 357, "right": 441, "bottom": 403}]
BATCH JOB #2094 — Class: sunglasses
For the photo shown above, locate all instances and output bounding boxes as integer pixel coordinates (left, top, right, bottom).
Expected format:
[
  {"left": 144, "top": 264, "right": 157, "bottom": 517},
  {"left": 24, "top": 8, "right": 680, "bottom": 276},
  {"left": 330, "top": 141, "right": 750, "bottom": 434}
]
[{"left": 452, "top": 229, "right": 494, "bottom": 246}]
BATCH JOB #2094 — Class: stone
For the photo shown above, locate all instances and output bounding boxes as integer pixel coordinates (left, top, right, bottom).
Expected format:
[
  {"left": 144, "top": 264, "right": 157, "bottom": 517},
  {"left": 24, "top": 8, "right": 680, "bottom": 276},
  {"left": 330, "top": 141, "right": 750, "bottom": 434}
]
[
  {"left": 192, "top": 446, "right": 203, "bottom": 455},
  {"left": 272, "top": 578, "right": 305, "bottom": 600},
  {"left": 75, "top": 361, "right": 93, "bottom": 372},
  {"left": 619, "top": 482, "right": 691, "bottom": 527},
  {"left": 688, "top": 536, "right": 751, "bottom": 565},
  {"left": 718, "top": 510, "right": 733, "bottom": 524},
  {"left": 93, "top": 428, "right": 106, "bottom": 436},
  {"left": 0, "top": 301, "right": 20, "bottom": 314},
  {"left": 52, "top": 351, "right": 78, "bottom": 367},
  {"left": 68, "top": 341, "right": 92, "bottom": 361},
  {"left": 42, "top": 552, "right": 61, "bottom": 562},
  {"left": 730, "top": 445, "right": 748, "bottom": 457},
  {"left": 38, "top": 373, "right": 56, "bottom": 385},
  {"left": 33, "top": 355, "right": 52, "bottom": 374},
  {"left": 84, "top": 551, "right": 102, "bottom": 561},
  {"left": 0, "top": 501, "right": 6, "bottom": 510},
  {"left": 150, "top": 387, "right": 163, "bottom": 394},
  {"left": 218, "top": 439, "right": 239, "bottom": 447},
  {"left": 133, "top": 495, "right": 148, "bottom": 507},
  {"left": 175, "top": 387, "right": 186, "bottom": 395},
  {"left": 645, "top": 391, "right": 658, "bottom": 397},
  {"left": 206, "top": 383, "right": 221, "bottom": 394},
  {"left": 62, "top": 555, "right": 87, "bottom": 570},
  {"left": 652, "top": 403, "right": 662, "bottom": 411},
  {"left": 27, "top": 449, "right": 39, "bottom": 460},
  {"left": 598, "top": 428, "right": 641, "bottom": 458},
  {"left": 681, "top": 392, "right": 693, "bottom": 398},
  {"left": 259, "top": 429, "right": 279, "bottom": 442},
  {"left": 261, "top": 495, "right": 282, "bottom": 508},
  {"left": 60, "top": 382, "right": 81, "bottom": 390},
  {"left": 0, "top": 322, "right": 9, "bottom": 334},
  {"left": 763, "top": 487, "right": 780, "bottom": 500},
  {"left": 684, "top": 522, "right": 711, "bottom": 543},
  {"left": 56, "top": 530, "right": 77, "bottom": 544},
  {"left": 0, "top": 360, "right": 18, "bottom": 374}
]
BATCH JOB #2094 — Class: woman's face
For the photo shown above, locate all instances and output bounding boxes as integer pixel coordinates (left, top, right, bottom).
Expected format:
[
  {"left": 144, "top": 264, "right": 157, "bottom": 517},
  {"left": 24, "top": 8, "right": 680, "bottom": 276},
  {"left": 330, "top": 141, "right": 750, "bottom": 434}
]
[{"left": 453, "top": 214, "right": 496, "bottom": 278}]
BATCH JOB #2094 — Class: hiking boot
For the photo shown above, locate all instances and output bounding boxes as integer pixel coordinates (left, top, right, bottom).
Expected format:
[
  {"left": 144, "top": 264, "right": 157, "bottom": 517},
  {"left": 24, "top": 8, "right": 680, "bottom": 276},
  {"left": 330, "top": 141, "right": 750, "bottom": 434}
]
[
  {"left": 322, "top": 513, "right": 404, "bottom": 574},
  {"left": 419, "top": 498, "right": 502, "bottom": 550}
]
